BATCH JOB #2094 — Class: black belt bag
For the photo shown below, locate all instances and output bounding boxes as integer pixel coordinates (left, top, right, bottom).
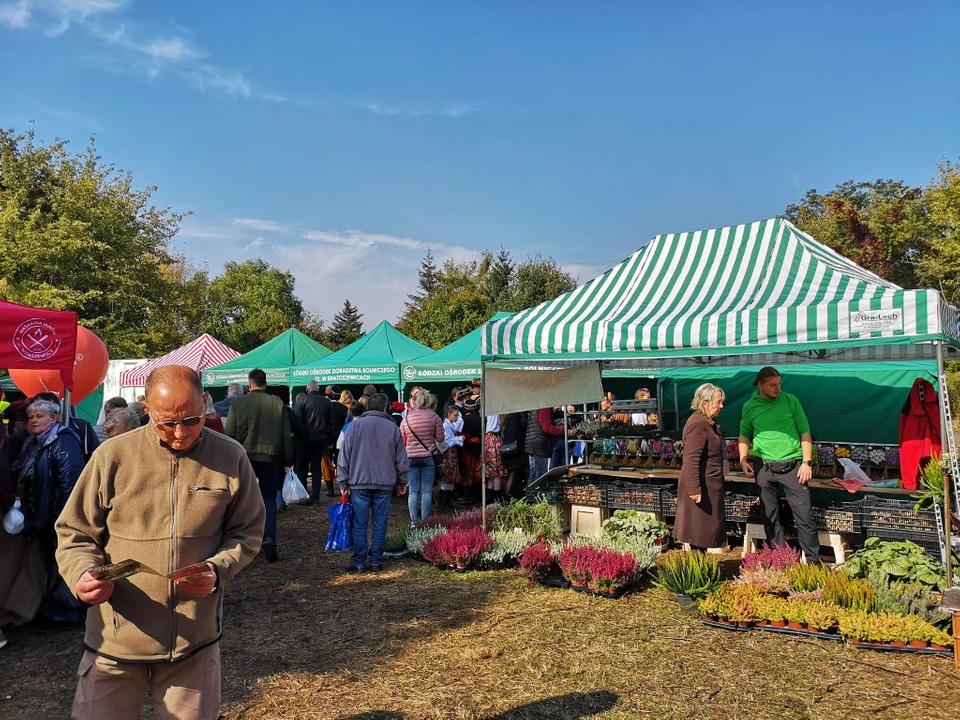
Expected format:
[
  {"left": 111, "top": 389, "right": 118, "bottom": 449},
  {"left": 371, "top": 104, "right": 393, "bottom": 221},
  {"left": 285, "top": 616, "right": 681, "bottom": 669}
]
[{"left": 762, "top": 459, "right": 799, "bottom": 474}]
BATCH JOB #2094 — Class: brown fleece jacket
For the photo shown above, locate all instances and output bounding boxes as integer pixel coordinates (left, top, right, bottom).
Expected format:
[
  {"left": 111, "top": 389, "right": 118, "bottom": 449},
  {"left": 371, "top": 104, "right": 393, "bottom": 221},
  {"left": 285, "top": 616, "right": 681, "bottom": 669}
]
[{"left": 55, "top": 425, "right": 265, "bottom": 663}]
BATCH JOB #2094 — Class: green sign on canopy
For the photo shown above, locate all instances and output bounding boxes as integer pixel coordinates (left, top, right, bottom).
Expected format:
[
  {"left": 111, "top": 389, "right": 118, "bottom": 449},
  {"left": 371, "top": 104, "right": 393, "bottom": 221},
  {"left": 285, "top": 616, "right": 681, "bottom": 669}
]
[
  {"left": 293, "top": 321, "right": 432, "bottom": 389},
  {"left": 204, "top": 328, "right": 332, "bottom": 387},
  {"left": 401, "top": 312, "right": 514, "bottom": 384}
]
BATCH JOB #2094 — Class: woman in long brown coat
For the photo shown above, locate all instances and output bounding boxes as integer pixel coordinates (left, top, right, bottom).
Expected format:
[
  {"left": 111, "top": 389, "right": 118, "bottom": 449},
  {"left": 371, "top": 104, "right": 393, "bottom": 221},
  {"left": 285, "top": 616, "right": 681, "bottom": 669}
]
[{"left": 675, "top": 383, "right": 727, "bottom": 551}]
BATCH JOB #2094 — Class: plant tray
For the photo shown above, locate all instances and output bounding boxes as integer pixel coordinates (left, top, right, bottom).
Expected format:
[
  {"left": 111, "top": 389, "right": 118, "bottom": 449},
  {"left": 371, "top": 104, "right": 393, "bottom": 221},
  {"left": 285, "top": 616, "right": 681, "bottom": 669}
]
[
  {"left": 812, "top": 501, "right": 863, "bottom": 533},
  {"left": 753, "top": 624, "right": 842, "bottom": 642},
  {"left": 570, "top": 584, "right": 633, "bottom": 600},
  {"left": 558, "top": 482, "right": 605, "bottom": 507},
  {"left": 661, "top": 490, "right": 678, "bottom": 517},
  {"left": 382, "top": 548, "right": 410, "bottom": 559},
  {"left": 847, "top": 641, "right": 952, "bottom": 658},
  {"left": 525, "top": 482, "right": 559, "bottom": 504},
  {"left": 605, "top": 482, "right": 664, "bottom": 512},
  {"left": 862, "top": 497, "right": 937, "bottom": 534},
  {"left": 700, "top": 618, "right": 752, "bottom": 633},
  {"left": 535, "top": 575, "right": 571, "bottom": 589}
]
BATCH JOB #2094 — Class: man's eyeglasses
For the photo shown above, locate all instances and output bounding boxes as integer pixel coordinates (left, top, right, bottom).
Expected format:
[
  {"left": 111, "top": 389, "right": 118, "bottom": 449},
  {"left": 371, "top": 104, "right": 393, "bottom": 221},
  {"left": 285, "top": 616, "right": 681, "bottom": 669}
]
[{"left": 152, "top": 416, "right": 204, "bottom": 429}]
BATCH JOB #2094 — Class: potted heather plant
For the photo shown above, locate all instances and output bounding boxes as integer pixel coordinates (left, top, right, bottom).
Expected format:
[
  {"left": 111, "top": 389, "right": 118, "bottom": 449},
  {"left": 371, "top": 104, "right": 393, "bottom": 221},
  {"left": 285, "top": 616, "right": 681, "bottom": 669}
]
[
  {"left": 782, "top": 599, "right": 807, "bottom": 630},
  {"left": 519, "top": 542, "right": 562, "bottom": 584},
  {"left": 803, "top": 602, "right": 838, "bottom": 634},
  {"left": 586, "top": 547, "right": 639, "bottom": 597},
  {"left": 558, "top": 545, "right": 598, "bottom": 588},
  {"left": 446, "top": 527, "right": 494, "bottom": 570},
  {"left": 754, "top": 595, "right": 787, "bottom": 628},
  {"left": 741, "top": 544, "right": 801, "bottom": 573},
  {"left": 726, "top": 584, "right": 759, "bottom": 628},
  {"left": 838, "top": 609, "right": 870, "bottom": 645},
  {"left": 929, "top": 626, "right": 953, "bottom": 651},
  {"left": 698, "top": 592, "right": 725, "bottom": 622}
]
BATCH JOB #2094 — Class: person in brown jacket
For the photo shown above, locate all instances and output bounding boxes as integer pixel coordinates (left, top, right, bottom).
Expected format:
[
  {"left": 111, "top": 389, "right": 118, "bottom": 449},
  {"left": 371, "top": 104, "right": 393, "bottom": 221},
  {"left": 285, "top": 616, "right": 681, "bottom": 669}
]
[
  {"left": 55, "top": 366, "right": 265, "bottom": 720},
  {"left": 674, "top": 383, "right": 727, "bottom": 552}
]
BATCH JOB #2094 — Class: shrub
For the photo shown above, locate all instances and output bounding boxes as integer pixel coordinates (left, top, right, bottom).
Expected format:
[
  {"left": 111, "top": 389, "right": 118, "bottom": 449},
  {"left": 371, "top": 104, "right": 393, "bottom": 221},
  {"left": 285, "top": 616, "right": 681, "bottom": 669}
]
[
  {"left": 585, "top": 548, "right": 639, "bottom": 594},
  {"left": 407, "top": 525, "right": 448, "bottom": 555},
  {"left": 384, "top": 530, "right": 409, "bottom": 553},
  {"left": 558, "top": 545, "right": 596, "bottom": 587},
  {"left": 802, "top": 602, "right": 839, "bottom": 631},
  {"left": 872, "top": 580, "right": 949, "bottom": 626},
  {"left": 422, "top": 527, "right": 494, "bottom": 568},
  {"left": 652, "top": 551, "right": 722, "bottom": 599},
  {"left": 601, "top": 510, "right": 670, "bottom": 547},
  {"left": 724, "top": 583, "right": 762, "bottom": 622},
  {"left": 754, "top": 595, "right": 789, "bottom": 623},
  {"left": 519, "top": 542, "right": 556, "bottom": 579},
  {"left": 698, "top": 591, "right": 726, "bottom": 619},
  {"left": 788, "top": 588, "right": 823, "bottom": 603},
  {"left": 494, "top": 500, "right": 561, "bottom": 542},
  {"left": 576, "top": 534, "right": 660, "bottom": 572},
  {"left": 780, "top": 599, "right": 808, "bottom": 625},
  {"left": 838, "top": 609, "right": 871, "bottom": 640},
  {"left": 737, "top": 566, "right": 792, "bottom": 594},
  {"left": 481, "top": 531, "right": 533, "bottom": 566},
  {"left": 844, "top": 537, "right": 948, "bottom": 591},
  {"left": 741, "top": 544, "right": 801, "bottom": 572}
]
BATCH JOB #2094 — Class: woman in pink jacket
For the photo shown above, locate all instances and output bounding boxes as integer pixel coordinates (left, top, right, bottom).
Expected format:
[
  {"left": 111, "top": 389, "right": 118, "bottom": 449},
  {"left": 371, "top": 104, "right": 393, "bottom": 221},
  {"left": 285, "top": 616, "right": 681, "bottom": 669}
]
[{"left": 400, "top": 387, "right": 445, "bottom": 527}]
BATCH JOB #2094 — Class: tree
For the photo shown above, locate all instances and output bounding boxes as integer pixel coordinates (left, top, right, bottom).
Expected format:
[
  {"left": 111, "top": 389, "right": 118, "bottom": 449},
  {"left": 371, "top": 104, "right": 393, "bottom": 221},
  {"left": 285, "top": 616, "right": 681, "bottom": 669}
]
[
  {"left": 0, "top": 128, "right": 187, "bottom": 357},
  {"left": 917, "top": 159, "right": 960, "bottom": 305},
  {"left": 204, "top": 259, "right": 305, "bottom": 354},
  {"left": 784, "top": 179, "right": 932, "bottom": 288},
  {"left": 505, "top": 254, "right": 578, "bottom": 312},
  {"left": 297, "top": 310, "right": 330, "bottom": 348},
  {"left": 485, "top": 246, "right": 514, "bottom": 311},
  {"left": 328, "top": 299, "right": 364, "bottom": 349}
]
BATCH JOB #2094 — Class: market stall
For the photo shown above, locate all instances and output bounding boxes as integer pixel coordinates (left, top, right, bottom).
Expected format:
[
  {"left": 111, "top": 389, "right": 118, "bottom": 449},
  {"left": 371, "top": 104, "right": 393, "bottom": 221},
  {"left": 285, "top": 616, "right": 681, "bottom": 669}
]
[
  {"left": 118, "top": 333, "right": 240, "bottom": 391},
  {"left": 480, "top": 217, "right": 960, "bottom": 573},
  {"left": 203, "top": 328, "right": 332, "bottom": 392},
  {"left": 292, "top": 320, "right": 432, "bottom": 395}
]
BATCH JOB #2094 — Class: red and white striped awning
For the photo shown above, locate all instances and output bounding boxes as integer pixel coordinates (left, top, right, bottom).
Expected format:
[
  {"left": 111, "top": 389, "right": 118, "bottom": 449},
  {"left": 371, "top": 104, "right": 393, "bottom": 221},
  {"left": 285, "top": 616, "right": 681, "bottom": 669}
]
[{"left": 119, "top": 334, "right": 241, "bottom": 387}]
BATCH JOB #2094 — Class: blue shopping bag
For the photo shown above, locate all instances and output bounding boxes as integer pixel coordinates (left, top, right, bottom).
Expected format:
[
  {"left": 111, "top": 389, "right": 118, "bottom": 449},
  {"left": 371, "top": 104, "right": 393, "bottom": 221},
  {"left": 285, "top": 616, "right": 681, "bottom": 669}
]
[{"left": 326, "top": 494, "right": 353, "bottom": 551}]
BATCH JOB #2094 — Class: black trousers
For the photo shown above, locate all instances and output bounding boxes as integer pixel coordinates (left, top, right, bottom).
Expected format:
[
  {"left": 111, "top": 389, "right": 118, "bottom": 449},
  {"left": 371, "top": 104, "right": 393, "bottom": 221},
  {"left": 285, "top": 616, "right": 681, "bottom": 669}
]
[{"left": 752, "top": 459, "right": 820, "bottom": 562}]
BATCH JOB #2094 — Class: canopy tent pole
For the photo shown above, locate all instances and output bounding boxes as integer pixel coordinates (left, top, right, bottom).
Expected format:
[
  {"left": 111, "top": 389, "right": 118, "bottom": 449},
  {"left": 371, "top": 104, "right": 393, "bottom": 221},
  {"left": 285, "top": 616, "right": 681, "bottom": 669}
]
[
  {"left": 480, "top": 362, "right": 487, "bottom": 531},
  {"left": 936, "top": 342, "right": 954, "bottom": 582},
  {"left": 563, "top": 405, "right": 570, "bottom": 466},
  {"left": 63, "top": 388, "right": 72, "bottom": 427}
]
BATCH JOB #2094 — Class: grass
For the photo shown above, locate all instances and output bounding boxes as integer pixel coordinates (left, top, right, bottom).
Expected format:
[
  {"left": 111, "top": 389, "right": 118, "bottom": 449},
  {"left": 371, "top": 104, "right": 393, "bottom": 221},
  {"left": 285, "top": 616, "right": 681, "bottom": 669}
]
[{"left": 2, "top": 497, "right": 960, "bottom": 719}]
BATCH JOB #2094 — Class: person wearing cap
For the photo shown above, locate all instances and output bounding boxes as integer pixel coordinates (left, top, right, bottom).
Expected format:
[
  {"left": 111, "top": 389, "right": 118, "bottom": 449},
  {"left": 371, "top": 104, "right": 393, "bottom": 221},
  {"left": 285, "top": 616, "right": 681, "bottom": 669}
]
[{"left": 738, "top": 367, "right": 819, "bottom": 562}]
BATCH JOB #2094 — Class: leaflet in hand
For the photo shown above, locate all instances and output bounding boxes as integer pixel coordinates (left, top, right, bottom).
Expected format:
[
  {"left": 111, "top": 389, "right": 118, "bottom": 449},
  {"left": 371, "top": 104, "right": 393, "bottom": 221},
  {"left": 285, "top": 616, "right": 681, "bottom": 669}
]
[{"left": 90, "top": 559, "right": 212, "bottom": 582}]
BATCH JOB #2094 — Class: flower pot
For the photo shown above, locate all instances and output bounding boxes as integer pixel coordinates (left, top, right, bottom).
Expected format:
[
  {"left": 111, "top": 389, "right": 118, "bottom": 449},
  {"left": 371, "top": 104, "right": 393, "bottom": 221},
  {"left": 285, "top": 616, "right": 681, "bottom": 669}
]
[
  {"left": 806, "top": 625, "right": 824, "bottom": 634},
  {"left": 570, "top": 580, "right": 585, "bottom": 588},
  {"left": 676, "top": 593, "right": 696, "bottom": 608},
  {"left": 717, "top": 617, "right": 732, "bottom": 625},
  {"left": 787, "top": 621, "right": 805, "bottom": 630},
  {"left": 770, "top": 620, "right": 787, "bottom": 629},
  {"left": 908, "top": 640, "right": 929, "bottom": 649},
  {"left": 755, "top": 620, "right": 770, "bottom": 627},
  {"left": 456, "top": 563, "right": 468, "bottom": 571},
  {"left": 930, "top": 643, "right": 950, "bottom": 651},
  {"left": 849, "top": 638, "right": 862, "bottom": 645},
  {"left": 736, "top": 621, "right": 752, "bottom": 629},
  {"left": 869, "top": 641, "right": 887, "bottom": 647},
  {"left": 889, "top": 641, "right": 907, "bottom": 648}
]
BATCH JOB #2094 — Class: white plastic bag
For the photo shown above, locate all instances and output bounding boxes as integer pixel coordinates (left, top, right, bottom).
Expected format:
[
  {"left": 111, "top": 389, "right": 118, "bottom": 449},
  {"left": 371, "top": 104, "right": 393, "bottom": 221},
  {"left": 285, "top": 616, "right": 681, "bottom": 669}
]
[
  {"left": 838, "top": 458, "right": 871, "bottom": 485},
  {"left": 281, "top": 470, "right": 309, "bottom": 505},
  {"left": 3, "top": 499, "right": 24, "bottom": 535}
]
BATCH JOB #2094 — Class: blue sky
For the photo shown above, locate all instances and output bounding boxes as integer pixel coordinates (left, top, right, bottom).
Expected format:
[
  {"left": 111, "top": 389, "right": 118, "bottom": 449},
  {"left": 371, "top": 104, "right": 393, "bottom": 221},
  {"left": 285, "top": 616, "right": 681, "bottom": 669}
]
[{"left": 1, "top": 1, "right": 958, "bottom": 328}]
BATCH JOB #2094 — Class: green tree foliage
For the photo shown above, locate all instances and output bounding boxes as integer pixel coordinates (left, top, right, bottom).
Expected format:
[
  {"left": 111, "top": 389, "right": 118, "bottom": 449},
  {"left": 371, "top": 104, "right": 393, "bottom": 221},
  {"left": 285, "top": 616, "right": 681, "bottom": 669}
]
[
  {"left": 0, "top": 129, "right": 187, "bottom": 357},
  {"left": 917, "top": 160, "right": 960, "bottom": 304},
  {"left": 398, "top": 249, "right": 577, "bottom": 348},
  {"left": 327, "top": 299, "right": 364, "bottom": 349},
  {"left": 204, "top": 259, "right": 305, "bottom": 354}
]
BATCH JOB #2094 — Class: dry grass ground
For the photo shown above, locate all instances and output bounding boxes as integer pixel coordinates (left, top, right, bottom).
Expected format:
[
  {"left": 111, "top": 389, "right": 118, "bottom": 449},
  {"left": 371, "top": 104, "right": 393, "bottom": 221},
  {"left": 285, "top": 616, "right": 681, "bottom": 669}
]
[{"left": 3, "top": 496, "right": 960, "bottom": 720}]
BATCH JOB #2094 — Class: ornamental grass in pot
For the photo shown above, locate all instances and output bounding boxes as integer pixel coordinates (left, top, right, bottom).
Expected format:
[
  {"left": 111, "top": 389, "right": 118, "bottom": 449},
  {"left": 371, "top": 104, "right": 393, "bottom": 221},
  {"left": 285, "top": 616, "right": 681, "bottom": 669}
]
[{"left": 653, "top": 551, "right": 722, "bottom": 609}]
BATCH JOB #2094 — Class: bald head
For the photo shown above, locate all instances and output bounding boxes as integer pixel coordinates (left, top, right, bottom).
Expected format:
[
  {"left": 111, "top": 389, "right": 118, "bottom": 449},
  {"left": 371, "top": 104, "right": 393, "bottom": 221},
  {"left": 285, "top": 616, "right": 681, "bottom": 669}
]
[{"left": 145, "top": 366, "right": 204, "bottom": 403}]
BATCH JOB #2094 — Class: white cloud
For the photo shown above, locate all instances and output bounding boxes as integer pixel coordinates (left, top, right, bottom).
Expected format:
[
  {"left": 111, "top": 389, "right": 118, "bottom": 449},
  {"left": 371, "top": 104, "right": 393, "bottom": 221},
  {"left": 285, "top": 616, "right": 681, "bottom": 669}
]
[
  {"left": 301, "top": 229, "right": 422, "bottom": 250},
  {"left": 144, "top": 36, "right": 200, "bottom": 62},
  {"left": 0, "top": 0, "right": 30, "bottom": 27},
  {"left": 176, "top": 222, "right": 235, "bottom": 241},
  {"left": 355, "top": 100, "right": 478, "bottom": 119},
  {"left": 234, "top": 217, "right": 291, "bottom": 233},
  {"left": 45, "top": 0, "right": 126, "bottom": 35}
]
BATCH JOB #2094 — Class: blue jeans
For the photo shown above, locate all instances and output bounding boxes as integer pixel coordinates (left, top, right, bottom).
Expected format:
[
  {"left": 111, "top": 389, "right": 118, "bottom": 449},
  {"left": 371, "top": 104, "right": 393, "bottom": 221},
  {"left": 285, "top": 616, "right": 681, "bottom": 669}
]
[
  {"left": 251, "top": 461, "right": 282, "bottom": 541},
  {"left": 350, "top": 488, "right": 392, "bottom": 568},
  {"left": 527, "top": 455, "right": 550, "bottom": 487},
  {"left": 407, "top": 457, "right": 436, "bottom": 526}
]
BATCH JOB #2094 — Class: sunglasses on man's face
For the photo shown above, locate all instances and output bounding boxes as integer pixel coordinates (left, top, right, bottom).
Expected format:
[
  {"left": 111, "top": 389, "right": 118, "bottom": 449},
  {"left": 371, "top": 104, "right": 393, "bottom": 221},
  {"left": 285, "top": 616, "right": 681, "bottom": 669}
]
[{"left": 152, "top": 415, "right": 204, "bottom": 429}]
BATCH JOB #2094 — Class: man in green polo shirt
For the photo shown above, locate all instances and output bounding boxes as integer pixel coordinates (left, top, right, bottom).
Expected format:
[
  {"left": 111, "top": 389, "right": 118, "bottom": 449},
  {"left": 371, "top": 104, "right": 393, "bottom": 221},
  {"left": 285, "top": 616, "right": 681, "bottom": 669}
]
[{"left": 738, "top": 366, "right": 820, "bottom": 562}]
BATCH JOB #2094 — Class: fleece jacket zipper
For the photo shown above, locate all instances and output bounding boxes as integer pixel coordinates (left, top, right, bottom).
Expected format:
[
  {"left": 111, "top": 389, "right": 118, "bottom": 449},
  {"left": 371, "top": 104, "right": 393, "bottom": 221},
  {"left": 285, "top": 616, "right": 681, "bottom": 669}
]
[{"left": 169, "top": 456, "right": 180, "bottom": 661}]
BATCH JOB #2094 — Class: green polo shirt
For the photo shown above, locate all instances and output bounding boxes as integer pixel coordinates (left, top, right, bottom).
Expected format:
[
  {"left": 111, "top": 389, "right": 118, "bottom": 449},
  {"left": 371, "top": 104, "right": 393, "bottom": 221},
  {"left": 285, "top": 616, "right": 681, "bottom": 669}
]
[{"left": 739, "top": 390, "right": 810, "bottom": 461}]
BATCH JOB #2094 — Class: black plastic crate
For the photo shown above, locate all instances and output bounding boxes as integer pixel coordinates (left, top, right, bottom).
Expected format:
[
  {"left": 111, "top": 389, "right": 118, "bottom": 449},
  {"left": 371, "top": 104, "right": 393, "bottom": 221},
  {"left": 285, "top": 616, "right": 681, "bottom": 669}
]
[
  {"left": 604, "top": 482, "right": 664, "bottom": 512},
  {"left": 661, "top": 489, "right": 678, "bottom": 516},
  {"left": 525, "top": 481, "right": 558, "bottom": 504},
  {"left": 725, "top": 493, "right": 764, "bottom": 523},
  {"left": 862, "top": 497, "right": 937, "bottom": 534},
  {"left": 812, "top": 501, "right": 863, "bottom": 533},
  {"left": 558, "top": 481, "right": 604, "bottom": 507},
  {"left": 865, "top": 529, "right": 942, "bottom": 559}
]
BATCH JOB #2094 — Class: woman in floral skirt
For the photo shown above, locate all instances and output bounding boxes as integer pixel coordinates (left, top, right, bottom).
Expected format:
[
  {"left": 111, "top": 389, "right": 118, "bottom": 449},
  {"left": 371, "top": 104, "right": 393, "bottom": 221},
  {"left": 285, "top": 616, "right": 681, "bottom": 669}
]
[
  {"left": 439, "top": 405, "right": 463, "bottom": 509},
  {"left": 484, "top": 413, "right": 506, "bottom": 501}
]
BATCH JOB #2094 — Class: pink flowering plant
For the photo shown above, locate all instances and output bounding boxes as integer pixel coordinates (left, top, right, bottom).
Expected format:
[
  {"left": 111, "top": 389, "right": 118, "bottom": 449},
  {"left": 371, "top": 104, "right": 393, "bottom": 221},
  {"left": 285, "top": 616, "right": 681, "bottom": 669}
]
[
  {"left": 422, "top": 527, "right": 494, "bottom": 568},
  {"left": 519, "top": 542, "right": 556, "bottom": 580},
  {"left": 741, "top": 544, "right": 801, "bottom": 572},
  {"left": 558, "top": 544, "right": 639, "bottom": 593}
]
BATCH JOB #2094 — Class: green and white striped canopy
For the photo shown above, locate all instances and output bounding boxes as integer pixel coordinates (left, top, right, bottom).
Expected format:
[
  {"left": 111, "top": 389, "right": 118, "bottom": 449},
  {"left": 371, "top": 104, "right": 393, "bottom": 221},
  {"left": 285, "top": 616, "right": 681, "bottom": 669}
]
[{"left": 482, "top": 218, "right": 960, "bottom": 362}]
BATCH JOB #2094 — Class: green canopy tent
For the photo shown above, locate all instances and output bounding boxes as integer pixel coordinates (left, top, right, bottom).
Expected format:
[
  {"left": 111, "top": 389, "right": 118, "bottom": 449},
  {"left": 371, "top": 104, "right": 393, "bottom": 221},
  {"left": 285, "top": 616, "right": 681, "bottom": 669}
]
[
  {"left": 203, "top": 328, "right": 333, "bottom": 389},
  {"left": 293, "top": 321, "right": 432, "bottom": 394},
  {"left": 401, "top": 312, "right": 515, "bottom": 386},
  {"left": 481, "top": 217, "right": 960, "bottom": 568}
]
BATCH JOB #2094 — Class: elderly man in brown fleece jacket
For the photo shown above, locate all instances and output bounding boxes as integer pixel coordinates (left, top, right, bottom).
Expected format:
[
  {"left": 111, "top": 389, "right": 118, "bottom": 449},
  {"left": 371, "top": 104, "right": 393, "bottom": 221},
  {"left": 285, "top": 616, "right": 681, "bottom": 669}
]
[{"left": 55, "top": 365, "right": 265, "bottom": 720}]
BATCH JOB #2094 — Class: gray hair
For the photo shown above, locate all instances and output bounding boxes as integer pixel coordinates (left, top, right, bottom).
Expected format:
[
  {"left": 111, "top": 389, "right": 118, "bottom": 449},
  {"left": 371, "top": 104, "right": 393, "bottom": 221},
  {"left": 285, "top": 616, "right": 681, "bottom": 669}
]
[
  {"left": 129, "top": 401, "right": 146, "bottom": 418},
  {"left": 306, "top": 380, "right": 320, "bottom": 393},
  {"left": 410, "top": 387, "right": 430, "bottom": 409},
  {"left": 691, "top": 383, "right": 725, "bottom": 415},
  {"left": 227, "top": 383, "right": 244, "bottom": 398},
  {"left": 104, "top": 407, "right": 140, "bottom": 436},
  {"left": 27, "top": 399, "right": 61, "bottom": 419},
  {"left": 103, "top": 396, "right": 128, "bottom": 412},
  {"left": 367, "top": 392, "right": 389, "bottom": 413}
]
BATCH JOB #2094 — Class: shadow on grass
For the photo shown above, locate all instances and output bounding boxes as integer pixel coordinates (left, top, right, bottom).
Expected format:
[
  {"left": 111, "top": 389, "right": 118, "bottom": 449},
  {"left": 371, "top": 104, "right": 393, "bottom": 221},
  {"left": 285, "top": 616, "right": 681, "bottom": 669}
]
[{"left": 339, "top": 691, "right": 620, "bottom": 720}]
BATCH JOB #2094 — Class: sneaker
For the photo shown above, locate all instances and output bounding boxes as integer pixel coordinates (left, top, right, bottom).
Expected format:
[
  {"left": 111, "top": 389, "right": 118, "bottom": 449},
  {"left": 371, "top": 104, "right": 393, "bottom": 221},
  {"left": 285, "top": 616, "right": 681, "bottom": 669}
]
[
  {"left": 368, "top": 564, "right": 383, "bottom": 573},
  {"left": 0, "top": 630, "right": 7, "bottom": 651},
  {"left": 343, "top": 564, "right": 364, "bottom": 574},
  {"left": 262, "top": 538, "right": 279, "bottom": 562}
]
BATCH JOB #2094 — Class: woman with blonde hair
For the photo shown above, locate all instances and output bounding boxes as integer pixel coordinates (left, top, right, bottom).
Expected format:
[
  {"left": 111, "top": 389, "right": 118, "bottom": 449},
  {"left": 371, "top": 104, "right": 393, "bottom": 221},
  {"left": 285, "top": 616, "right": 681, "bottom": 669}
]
[
  {"left": 400, "top": 387, "right": 444, "bottom": 526},
  {"left": 675, "top": 383, "right": 727, "bottom": 552}
]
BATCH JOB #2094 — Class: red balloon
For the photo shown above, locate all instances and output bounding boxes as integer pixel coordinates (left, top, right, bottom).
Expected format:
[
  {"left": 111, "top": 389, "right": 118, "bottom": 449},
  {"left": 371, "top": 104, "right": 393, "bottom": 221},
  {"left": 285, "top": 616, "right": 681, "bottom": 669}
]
[{"left": 10, "top": 326, "right": 109, "bottom": 403}]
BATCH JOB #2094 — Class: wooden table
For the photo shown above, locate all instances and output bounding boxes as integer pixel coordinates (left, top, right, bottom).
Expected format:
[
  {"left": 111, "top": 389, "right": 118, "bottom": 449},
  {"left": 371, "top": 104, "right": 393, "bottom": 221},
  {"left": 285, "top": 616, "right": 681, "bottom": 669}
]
[{"left": 567, "top": 464, "right": 916, "bottom": 497}]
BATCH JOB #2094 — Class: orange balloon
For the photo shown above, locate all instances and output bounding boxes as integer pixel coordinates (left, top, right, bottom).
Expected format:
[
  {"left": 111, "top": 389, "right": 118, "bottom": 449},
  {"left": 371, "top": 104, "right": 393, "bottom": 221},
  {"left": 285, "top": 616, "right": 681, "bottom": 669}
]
[{"left": 9, "top": 326, "right": 109, "bottom": 403}]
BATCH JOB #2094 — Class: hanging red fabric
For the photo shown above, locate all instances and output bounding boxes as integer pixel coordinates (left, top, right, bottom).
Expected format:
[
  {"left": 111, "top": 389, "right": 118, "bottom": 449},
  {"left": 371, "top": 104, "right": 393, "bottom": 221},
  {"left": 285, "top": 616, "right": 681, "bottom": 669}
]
[
  {"left": 898, "top": 378, "right": 942, "bottom": 490},
  {"left": 0, "top": 300, "right": 78, "bottom": 390}
]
